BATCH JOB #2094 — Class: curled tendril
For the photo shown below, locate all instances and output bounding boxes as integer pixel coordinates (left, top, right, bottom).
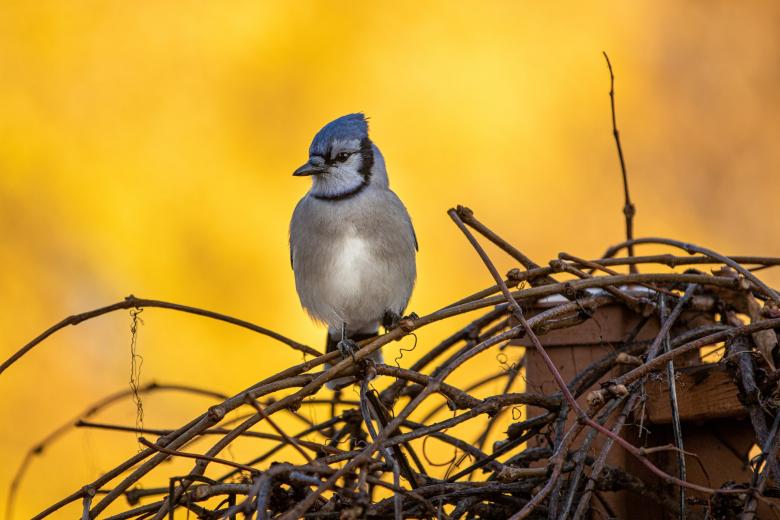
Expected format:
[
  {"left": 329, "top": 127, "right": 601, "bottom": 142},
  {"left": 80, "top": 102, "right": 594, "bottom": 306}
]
[
  {"left": 394, "top": 332, "right": 418, "bottom": 368},
  {"left": 129, "top": 308, "right": 145, "bottom": 447}
]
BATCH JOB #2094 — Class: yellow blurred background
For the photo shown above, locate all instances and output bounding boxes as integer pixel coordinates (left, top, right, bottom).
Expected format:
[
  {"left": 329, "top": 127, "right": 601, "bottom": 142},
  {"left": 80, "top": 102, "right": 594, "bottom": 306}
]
[{"left": 1, "top": 1, "right": 780, "bottom": 517}]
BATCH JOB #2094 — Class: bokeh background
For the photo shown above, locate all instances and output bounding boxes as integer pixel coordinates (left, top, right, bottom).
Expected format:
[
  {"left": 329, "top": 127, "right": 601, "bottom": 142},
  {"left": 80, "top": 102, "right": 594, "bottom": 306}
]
[{"left": 2, "top": 1, "right": 780, "bottom": 517}]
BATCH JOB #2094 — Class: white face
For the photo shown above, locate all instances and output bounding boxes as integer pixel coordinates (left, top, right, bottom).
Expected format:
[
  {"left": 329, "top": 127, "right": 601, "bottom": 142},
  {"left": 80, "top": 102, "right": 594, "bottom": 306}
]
[{"left": 309, "top": 138, "right": 368, "bottom": 199}]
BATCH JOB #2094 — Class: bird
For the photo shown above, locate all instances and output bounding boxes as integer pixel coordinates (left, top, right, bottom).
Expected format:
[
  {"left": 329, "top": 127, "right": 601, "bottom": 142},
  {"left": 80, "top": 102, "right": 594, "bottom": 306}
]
[{"left": 289, "top": 113, "right": 417, "bottom": 388}]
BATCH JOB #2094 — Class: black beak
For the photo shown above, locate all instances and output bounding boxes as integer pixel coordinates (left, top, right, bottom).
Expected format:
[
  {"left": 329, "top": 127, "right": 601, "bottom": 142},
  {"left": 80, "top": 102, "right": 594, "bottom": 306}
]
[{"left": 293, "top": 161, "right": 324, "bottom": 177}]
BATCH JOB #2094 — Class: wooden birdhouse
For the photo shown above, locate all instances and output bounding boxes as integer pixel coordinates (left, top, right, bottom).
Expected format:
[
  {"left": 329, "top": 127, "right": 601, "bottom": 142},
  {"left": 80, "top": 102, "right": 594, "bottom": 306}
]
[{"left": 511, "top": 289, "right": 761, "bottom": 519}]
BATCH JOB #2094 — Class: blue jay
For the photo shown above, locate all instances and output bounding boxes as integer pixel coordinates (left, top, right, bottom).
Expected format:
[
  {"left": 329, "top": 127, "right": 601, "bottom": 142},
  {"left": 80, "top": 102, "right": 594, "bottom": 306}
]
[{"left": 289, "top": 113, "right": 417, "bottom": 387}]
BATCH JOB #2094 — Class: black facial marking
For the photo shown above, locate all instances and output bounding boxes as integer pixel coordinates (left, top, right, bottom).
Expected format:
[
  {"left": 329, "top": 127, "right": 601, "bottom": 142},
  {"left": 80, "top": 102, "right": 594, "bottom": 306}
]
[{"left": 358, "top": 137, "right": 373, "bottom": 181}]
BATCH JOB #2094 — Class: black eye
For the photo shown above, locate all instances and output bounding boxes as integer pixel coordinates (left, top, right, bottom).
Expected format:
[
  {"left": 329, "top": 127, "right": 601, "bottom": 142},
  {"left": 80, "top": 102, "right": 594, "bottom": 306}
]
[{"left": 335, "top": 151, "right": 352, "bottom": 162}]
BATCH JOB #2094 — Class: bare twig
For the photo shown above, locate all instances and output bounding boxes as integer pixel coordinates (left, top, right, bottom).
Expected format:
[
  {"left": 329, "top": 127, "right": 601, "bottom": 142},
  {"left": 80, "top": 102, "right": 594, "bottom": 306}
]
[
  {"left": 603, "top": 51, "right": 637, "bottom": 272},
  {"left": 660, "top": 293, "right": 687, "bottom": 519},
  {"left": 0, "top": 295, "right": 317, "bottom": 377}
]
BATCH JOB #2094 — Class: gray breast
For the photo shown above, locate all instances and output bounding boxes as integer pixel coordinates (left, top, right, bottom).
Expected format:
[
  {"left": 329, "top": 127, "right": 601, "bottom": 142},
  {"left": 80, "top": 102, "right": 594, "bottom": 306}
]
[{"left": 290, "top": 188, "right": 416, "bottom": 334}]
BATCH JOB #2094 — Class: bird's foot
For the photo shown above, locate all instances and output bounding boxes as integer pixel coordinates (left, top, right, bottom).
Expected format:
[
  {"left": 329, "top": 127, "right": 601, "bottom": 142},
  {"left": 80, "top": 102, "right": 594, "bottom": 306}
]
[
  {"left": 337, "top": 338, "right": 359, "bottom": 363},
  {"left": 382, "top": 310, "right": 419, "bottom": 332}
]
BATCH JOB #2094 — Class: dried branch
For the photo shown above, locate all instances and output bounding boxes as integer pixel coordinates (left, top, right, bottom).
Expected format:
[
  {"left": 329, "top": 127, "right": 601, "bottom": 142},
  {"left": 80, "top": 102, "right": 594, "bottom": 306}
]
[{"left": 0, "top": 295, "right": 318, "bottom": 377}]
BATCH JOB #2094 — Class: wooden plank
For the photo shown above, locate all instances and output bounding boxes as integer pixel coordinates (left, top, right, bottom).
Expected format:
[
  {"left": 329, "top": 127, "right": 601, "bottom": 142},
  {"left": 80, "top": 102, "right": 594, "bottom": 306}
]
[
  {"left": 644, "top": 364, "right": 745, "bottom": 424},
  {"left": 511, "top": 303, "right": 718, "bottom": 349},
  {"left": 512, "top": 304, "right": 660, "bottom": 345},
  {"left": 525, "top": 343, "right": 662, "bottom": 520},
  {"left": 519, "top": 303, "right": 735, "bottom": 518}
]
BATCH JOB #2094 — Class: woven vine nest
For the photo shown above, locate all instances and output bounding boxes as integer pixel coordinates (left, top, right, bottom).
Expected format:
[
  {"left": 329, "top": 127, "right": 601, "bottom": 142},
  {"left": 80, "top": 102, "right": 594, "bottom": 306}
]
[{"left": 5, "top": 206, "right": 780, "bottom": 520}]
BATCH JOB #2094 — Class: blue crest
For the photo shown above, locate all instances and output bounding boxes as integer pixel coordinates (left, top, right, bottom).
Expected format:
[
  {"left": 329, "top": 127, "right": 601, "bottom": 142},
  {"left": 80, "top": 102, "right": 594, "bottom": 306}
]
[{"left": 310, "top": 113, "right": 369, "bottom": 156}]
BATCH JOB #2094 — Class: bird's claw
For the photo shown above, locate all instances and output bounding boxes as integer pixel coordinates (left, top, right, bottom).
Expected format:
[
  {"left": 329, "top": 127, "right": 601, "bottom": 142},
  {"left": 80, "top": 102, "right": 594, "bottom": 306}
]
[
  {"left": 382, "top": 310, "right": 419, "bottom": 331},
  {"left": 337, "top": 338, "right": 359, "bottom": 363}
]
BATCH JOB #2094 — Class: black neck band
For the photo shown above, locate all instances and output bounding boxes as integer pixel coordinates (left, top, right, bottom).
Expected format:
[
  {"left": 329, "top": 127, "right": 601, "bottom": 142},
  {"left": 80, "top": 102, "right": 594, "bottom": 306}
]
[{"left": 312, "top": 179, "right": 368, "bottom": 202}]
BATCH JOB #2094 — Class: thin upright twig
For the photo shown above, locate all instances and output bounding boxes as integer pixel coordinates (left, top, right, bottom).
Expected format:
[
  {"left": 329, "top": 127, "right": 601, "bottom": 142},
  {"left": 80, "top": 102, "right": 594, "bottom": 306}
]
[{"left": 603, "top": 51, "right": 637, "bottom": 273}]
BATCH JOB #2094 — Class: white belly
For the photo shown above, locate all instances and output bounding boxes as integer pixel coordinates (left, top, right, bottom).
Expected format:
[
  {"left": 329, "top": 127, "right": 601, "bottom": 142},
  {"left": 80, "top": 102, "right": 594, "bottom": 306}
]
[
  {"left": 324, "top": 234, "right": 388, "bottom": 328},
  {"left": 294, "top": 230, "right": 413, "bottom": 333},
  {"left": 333, "top": 235, "right": 374, "bottom": 295}
]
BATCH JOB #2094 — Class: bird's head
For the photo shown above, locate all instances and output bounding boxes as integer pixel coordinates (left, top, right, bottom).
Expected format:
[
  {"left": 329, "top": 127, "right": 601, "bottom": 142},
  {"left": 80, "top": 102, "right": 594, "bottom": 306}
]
[{"left": 293, "top": 113, "right": 387, "bottom": 200}]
